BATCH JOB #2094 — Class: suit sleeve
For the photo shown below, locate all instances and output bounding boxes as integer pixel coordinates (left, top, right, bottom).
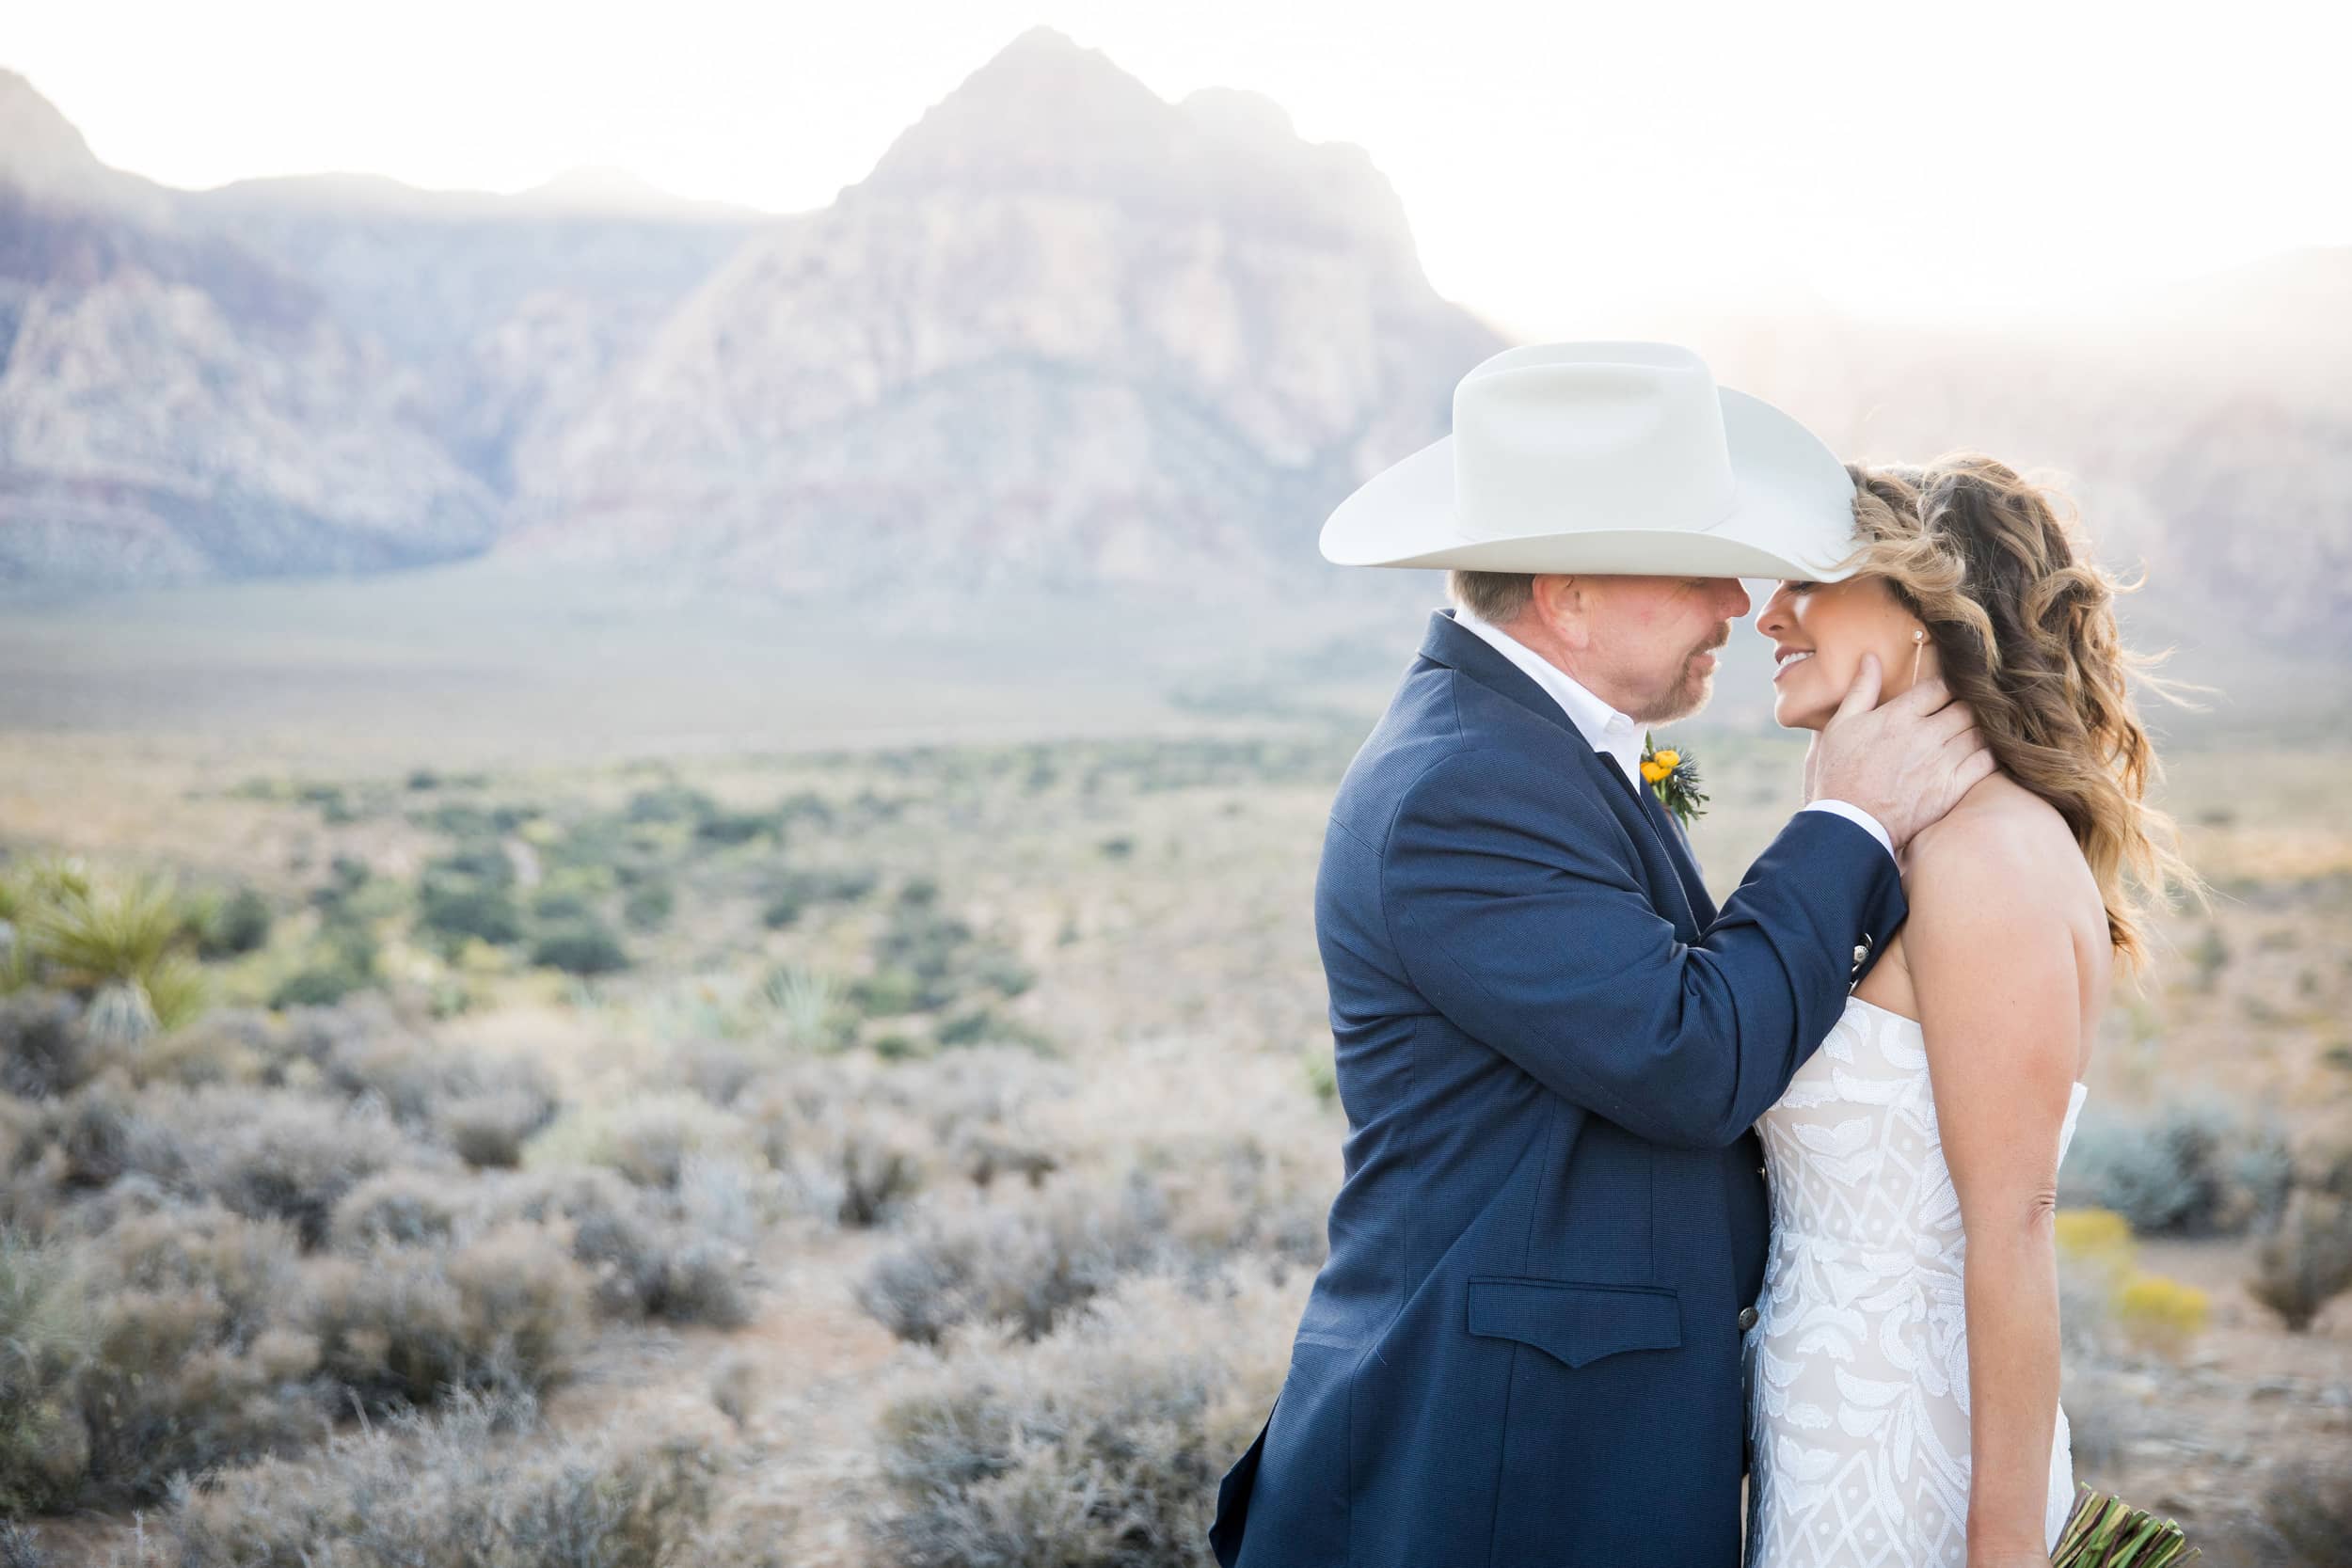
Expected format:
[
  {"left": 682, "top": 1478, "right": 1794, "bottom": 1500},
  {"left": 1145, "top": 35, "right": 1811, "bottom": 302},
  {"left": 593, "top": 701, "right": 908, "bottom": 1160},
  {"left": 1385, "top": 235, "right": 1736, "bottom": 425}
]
[{"left": 1382, "top": 747, "right": 1907, "bottom": 1148}]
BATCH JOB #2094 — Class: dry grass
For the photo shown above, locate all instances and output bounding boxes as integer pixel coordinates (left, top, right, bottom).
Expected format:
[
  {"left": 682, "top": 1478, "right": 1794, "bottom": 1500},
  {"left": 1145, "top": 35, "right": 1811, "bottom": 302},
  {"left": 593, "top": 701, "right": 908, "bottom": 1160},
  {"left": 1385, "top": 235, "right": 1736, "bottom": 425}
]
[{"left": 2, "top": 727, "right": 2346, "bottom": 1565}]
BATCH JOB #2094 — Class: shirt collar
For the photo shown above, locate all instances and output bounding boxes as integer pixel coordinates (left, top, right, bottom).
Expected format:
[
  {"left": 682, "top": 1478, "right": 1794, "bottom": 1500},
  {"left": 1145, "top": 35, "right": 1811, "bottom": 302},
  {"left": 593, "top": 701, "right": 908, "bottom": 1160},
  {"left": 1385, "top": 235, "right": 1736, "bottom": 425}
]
[{"left": 1449, "top": 605, "right": 1647, "bottom": 788}]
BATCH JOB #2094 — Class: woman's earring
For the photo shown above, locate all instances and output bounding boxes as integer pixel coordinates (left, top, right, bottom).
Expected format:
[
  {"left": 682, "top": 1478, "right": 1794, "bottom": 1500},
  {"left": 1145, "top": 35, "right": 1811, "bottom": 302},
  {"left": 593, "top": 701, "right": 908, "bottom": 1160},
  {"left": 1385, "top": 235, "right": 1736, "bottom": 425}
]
[{"left": 1910, "top": 626, "right": 1926, "bottom": 686}]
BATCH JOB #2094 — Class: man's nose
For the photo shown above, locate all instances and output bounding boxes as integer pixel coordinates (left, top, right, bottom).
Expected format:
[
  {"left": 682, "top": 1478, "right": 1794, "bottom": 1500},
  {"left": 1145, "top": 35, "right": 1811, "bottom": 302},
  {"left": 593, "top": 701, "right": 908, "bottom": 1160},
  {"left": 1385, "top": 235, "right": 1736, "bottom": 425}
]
[{"left": 1722, "top": 579, "right": 1753, "bottom": 619}]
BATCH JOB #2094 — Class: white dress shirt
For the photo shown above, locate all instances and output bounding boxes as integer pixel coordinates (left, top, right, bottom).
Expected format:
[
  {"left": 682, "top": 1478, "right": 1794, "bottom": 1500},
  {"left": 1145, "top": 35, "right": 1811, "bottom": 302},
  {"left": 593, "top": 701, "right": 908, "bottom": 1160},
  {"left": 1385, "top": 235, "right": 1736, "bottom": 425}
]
[{"left": 1449, "top": 607, "right": 1895, "bottom": 861}]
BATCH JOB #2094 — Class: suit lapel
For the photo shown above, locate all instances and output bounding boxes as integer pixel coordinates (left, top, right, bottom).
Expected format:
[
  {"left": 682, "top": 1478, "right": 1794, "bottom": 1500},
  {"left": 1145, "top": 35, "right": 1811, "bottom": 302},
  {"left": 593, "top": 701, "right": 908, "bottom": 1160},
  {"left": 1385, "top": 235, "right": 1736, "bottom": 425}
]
[
  {"left": 1612, "top": 756, "right": 1718, "bottom": 928},
  {"left": 1420, "top": 610, "right": 1705, "bottom": 939}
]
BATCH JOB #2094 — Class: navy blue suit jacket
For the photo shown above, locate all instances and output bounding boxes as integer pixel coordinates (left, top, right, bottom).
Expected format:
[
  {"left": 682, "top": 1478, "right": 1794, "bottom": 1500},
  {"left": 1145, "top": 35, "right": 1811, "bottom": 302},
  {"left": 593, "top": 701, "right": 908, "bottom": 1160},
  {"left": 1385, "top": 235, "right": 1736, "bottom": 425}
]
[{"left": 1210, "top": 609, "right": 1907, "bottom": 1568}]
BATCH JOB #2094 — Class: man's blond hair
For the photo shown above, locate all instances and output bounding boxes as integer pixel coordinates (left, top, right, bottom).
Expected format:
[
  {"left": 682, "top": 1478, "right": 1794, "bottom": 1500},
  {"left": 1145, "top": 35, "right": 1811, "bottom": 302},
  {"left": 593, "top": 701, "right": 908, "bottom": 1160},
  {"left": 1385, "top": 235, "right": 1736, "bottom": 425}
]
[{"left": 1448, "top": 569, "right": 1535, "bottom": 624}]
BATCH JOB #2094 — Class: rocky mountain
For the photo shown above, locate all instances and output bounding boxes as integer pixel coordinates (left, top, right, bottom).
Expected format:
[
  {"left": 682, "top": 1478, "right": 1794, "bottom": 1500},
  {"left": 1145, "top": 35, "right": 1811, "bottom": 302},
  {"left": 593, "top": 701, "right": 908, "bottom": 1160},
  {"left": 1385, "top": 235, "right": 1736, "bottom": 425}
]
[
  {"left": 0, "top": 69, "right": 768, "bottom": 588},
  {"left": 0, "top": 71, "right": 500, "bottom": 587},
  {"left": 174, "top": 171, "right": 768, "bottom": 489},
  {"left": 499, "top": 27, "right": 1502, "bottom": 594},
  {"left": 0, "top": 37, "right": 2344, "bottom": 665}
]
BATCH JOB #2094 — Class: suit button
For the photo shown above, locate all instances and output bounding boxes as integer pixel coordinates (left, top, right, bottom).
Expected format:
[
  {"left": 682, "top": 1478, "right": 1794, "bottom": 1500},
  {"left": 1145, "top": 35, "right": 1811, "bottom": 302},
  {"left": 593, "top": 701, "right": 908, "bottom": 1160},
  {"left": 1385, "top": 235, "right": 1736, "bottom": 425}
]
[{"left": 1738, "top": 1306, "right": 1759, "bottom": 1332}]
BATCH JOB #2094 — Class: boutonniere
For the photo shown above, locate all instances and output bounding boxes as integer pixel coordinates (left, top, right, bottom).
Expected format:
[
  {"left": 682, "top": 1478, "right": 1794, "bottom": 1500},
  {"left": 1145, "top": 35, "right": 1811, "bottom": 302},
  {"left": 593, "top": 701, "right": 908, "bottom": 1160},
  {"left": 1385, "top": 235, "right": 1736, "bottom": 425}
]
[{"left": 1640, "top": 733, "right": 1708, "bottom": 828}]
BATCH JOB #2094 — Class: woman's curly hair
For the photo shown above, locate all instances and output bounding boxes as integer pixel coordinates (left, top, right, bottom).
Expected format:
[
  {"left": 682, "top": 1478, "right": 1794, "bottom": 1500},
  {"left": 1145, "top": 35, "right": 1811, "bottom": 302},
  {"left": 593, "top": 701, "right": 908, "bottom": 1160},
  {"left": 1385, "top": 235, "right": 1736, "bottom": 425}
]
[{"left": 1842, "top": 453, "right": 2200, "bottom": 973}]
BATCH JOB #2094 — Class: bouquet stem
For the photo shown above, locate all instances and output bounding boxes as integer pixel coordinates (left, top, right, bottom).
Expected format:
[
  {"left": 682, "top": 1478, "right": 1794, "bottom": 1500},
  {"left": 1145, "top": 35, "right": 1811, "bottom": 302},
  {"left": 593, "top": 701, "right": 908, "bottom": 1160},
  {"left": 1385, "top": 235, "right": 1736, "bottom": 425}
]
[{"left": 2049, "top": 1483, "right": 2199, "bottom": 1567}]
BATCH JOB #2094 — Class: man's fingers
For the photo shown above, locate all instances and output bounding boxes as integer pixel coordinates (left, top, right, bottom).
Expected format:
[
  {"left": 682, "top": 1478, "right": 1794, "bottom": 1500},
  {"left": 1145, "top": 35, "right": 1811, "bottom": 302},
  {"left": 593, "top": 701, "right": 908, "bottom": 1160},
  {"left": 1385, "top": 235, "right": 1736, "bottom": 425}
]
[
  {"left": 1935, "top": 722, "right": 1986, "bottom": 765},
  {"left": 1922, "top": 699, "right": 1978, "bottom": 746},
  {"left": 1893, "top": 674, "right": 1955, "bottom": 717},
  {"left": 1833, "top": 653, "right": 1883, "bottom": 725},
  {"left": 1949, "top": 744, "right": 1999, "bottom": 799}
]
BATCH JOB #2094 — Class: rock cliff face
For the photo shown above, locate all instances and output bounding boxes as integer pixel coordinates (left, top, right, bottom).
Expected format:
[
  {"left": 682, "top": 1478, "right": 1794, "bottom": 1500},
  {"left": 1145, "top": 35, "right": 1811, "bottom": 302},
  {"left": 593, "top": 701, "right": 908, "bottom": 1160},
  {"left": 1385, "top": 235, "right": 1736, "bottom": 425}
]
[
  {"left": 0, "top": 71, "right": 506, "bottom": 586},
  {"left": 500, "top": 27, "right": 1502, "bottom": 593},
  {"left": 0, "top": 40, "right": 2345, "bottom": 659},
  {"left": 0, "top": 69, "right": 766, "bottom": 588}
]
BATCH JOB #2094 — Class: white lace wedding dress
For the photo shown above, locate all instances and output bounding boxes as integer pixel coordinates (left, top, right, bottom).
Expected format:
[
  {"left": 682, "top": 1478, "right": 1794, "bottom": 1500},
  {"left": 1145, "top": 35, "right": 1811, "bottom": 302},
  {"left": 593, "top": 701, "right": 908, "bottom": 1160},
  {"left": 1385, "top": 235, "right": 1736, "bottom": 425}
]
[{"left": 1742, "top": 995, "right": 2087, "bottom": 1567}]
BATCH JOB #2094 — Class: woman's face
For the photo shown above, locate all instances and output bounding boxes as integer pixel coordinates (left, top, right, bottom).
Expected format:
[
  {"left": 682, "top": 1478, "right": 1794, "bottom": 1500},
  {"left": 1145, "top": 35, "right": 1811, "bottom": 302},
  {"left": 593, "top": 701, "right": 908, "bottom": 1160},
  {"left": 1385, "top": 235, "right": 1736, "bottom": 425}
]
[{"left": 1754, "top": 574, "right": 1929, "bottom": 731}]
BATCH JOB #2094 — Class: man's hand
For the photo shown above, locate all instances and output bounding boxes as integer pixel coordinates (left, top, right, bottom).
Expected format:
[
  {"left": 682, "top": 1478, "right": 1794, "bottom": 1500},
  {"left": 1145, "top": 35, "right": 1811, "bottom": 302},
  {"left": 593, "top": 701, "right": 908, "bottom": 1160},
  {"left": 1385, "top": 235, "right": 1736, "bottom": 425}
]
[{"left": 1804, "top": 655, "right": 1995, "bottom": 850}]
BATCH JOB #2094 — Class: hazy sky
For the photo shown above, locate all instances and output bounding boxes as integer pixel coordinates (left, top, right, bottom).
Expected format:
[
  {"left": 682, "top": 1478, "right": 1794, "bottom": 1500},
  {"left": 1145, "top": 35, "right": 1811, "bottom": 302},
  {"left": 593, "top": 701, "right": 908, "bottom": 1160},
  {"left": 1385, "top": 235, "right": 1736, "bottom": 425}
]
[{"left": 14, "top": 0, "right": 2348, "bottom": 335}]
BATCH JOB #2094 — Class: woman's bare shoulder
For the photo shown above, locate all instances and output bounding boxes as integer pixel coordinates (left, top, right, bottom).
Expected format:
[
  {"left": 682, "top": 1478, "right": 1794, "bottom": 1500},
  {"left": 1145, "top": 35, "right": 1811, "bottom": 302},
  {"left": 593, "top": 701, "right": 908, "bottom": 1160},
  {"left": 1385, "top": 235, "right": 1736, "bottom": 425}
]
[
  {"left": 1900, "top": 774, "right": 2109, "bottom": 1004},
  {"left": 1904, "top": 775, "right": 2090, "bottom": 906}
]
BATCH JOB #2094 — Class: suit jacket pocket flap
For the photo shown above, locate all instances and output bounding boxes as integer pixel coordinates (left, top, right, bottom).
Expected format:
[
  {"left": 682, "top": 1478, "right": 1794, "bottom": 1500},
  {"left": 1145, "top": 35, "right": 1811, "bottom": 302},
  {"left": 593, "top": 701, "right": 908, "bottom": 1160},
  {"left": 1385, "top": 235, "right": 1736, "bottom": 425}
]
[{"left": 1466, "top": 1276, "right": 1682, "bottom": 1370}]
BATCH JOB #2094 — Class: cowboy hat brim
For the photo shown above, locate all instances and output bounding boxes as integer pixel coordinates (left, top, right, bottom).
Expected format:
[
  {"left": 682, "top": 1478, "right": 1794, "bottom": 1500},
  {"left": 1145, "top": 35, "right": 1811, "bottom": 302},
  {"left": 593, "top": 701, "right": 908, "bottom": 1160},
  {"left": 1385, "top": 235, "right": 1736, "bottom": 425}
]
[{"left": 1318, "top": 388, "right": 1863, "bottom": 582}]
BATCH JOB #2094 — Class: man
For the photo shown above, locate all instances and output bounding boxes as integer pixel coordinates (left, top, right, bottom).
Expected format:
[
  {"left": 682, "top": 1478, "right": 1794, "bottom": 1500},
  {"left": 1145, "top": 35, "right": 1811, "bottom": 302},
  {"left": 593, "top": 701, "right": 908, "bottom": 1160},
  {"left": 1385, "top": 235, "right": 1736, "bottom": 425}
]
[{"left": 1209, "top": 343, "right": 1994, "bottom": 1567}]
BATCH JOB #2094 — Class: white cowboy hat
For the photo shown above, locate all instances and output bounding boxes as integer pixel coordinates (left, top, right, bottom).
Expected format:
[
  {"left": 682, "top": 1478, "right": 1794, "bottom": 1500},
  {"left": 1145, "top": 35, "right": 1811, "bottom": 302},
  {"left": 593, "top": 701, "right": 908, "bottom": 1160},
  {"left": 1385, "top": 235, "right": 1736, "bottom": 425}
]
[{"left": 1320, "top": 341, "right": 1861, "bottom": 581}]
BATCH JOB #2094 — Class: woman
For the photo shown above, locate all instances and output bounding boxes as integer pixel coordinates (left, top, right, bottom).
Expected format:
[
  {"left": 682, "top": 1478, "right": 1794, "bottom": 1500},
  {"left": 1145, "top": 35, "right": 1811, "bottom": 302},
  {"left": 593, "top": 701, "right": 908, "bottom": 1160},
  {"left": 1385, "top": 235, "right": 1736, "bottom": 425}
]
[{"left": 1741, "top": 454, "right": 2194, "bottom": 1568}]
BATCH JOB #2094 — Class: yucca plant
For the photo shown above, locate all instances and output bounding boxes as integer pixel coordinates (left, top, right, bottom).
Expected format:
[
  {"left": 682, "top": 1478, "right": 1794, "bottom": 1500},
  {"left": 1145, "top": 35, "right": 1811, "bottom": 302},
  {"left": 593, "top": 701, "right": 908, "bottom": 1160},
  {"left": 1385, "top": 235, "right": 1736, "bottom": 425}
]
[
  {"left": 764, "top": 965, "right": 845, "bottom": 1051},
  {"left": 23, "top": 870, "right": 209, "bottom": 1043},
  {"left": 2052, "top": 1484, "right": 2199, "bottom": 1566}
]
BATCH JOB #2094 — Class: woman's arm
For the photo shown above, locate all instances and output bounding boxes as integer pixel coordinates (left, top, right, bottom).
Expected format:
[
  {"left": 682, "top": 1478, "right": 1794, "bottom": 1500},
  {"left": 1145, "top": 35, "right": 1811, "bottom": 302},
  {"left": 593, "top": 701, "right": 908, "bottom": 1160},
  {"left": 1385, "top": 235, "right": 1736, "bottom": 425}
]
[{"left": 1904, "top": 817, "right": 2084, "bottom": 1567}]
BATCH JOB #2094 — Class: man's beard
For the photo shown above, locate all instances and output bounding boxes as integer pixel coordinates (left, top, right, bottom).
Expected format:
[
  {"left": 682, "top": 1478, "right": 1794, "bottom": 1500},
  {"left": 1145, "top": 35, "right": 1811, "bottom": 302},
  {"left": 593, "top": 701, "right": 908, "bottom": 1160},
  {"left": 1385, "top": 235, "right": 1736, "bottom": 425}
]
[{"left": 1631, "top": 638, "right": 1726, "bottom": 724}]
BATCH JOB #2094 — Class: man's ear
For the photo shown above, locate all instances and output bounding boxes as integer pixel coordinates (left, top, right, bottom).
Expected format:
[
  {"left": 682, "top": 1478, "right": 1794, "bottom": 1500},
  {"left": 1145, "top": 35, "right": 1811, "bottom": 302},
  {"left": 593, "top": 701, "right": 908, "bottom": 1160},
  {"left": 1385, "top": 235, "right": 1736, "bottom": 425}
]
[{"left": 1532, "top": 574, "right": 1589, "bottom": 650}]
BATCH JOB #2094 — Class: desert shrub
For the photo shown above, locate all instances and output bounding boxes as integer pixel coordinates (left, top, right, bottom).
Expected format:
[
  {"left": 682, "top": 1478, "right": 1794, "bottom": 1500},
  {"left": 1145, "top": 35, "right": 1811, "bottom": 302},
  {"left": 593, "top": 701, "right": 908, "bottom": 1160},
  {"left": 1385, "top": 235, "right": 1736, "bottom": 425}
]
[
  {"left": 571, "top": 1200, "right": 752, "bottom": 1329},
  {"left": 330, "top": 1168, "right": 472, "bottom": 1250},
  {"left": 270, "top": 959, "right": 370, "bottom": 1009},
  {"left": 526, "top": 1092, "right": 755, "bottom": 1192},
  {"left": 192, "top": 887, "right": 274, "bottom": 960},
  {"left": 622, "top": 879, "right": 675, "bottom": 932},
  {"left": 289, "top": 1005, "right": 556, "bottom": 1158},
  {"left": 119, "top": 1085, "right": 422, "bottom": 1248},
  {"left": 528, "top": 887, "right": 597, "bottom": 925},
  {"left": 2060, "top": 1101, "right": 2288, "bottom": 1236},
  {"left": 308, "top": 1224, "right": 589, "bottom": 1413},
  {"left": 0, "top": 1521, "right": 48, "bottom": 1567},
  {"left": 857, "top": 1126, "right": 1328, "bottom": 1350},
  {"left": 671, "top": 1040, "right": 762, "bottom": 1107},
  {"left": 531, "top": 921, "right": 628, "bottom": 976},
  {"left": 626, "top": 783, "right": 717, "bottom": 825},
  {"left": 2112, "top": 1272, "right": 2209, "bottom": 1360},
  {"left": 67, "top": 1204, "right": 332, "bottom": 1506},
  {"left": 485, "top": 1164, "right": 756, "bottom": 1329},
  {"left": 757, "top": 1090, "right": 931, "bottom": 1222},
  {"left": 869, "top": 1268, "right": 1299, "bottom": 1568},
  {"left": 749, "top": 1049, "right": 1082, "bottom": 1226},
  {"left": 439, "top": 1086, "right": 557, "bottom": 1169},
  {"left": 859, "top": 1176, "right": 1171, "bottom": 1345},
  {"left": 0, "top": 1094, "right": 40, "bottom": 1184},
  {"left": 694, "top": 808, "right": 778, "bottom": 847},
  {"left": 0, "top": 992, "right": 106, "bottom": 1100},
  {"left": 1140, "top": 1131, "right": 1332, "bottom": 1269},
  {"left": 137, "top": 1007, "right": 294, "bottom": 1088},
  {"left": 2263, "top": 1449, "right": 2352, "bottom": 1568},
  {"left": 89, "top": 1200, "right": 305, "bottom": 1345},
  {"left": 851, "top": 968, "right": 923, "bottom": 1018},
  {"left": 0, "top": 1203, "right": 332, "bottom": 1511},
  {"left": 857, "top": 880, "right": 1034, "bottom": 1020},
  {"left": 42, "top": 1075, "right": 143, "bottom": 1190},
  {"left": 760, "top": 866, "right": 880, "bottom": 929},
  {"left": 0, "top": 1227, "right": 89, "bottom": 1516},
  {"left": 2053, "top": 1207, "right": 2135, "bottom": 1358},
  {"left": 2250, "top": 1189, "right": 2352, "bottom": 1331},
  {"left": 417, "top": 879, "right": 523, "bottom": 951},
  {"left": 154, "top": 1386, "right": 717, "bottom": 1568}
]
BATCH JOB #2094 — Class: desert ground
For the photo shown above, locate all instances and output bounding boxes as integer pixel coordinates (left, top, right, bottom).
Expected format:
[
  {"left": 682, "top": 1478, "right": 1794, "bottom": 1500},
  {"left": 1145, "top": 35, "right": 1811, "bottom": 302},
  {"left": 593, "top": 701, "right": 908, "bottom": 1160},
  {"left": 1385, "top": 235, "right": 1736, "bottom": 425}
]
[{"left": 1, "top": 587, "right": 2346, "bottom": 1566}]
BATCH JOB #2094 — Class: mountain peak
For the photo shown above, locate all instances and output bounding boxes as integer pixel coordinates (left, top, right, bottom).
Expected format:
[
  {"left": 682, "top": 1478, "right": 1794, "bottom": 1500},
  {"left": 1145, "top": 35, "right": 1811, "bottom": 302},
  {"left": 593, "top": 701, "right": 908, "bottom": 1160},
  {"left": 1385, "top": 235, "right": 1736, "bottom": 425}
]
[
  {"left": 850, "top": 31, "right": 1416, "bottom": 261},
  {"left": 0, "top": 70, "right": 111, "bottom": 198},
  {"left": 859, "top": 27, "right": 1174, "bottom": 196},
  {"left": 0, "top": 69, "right": 176, "bottom": 223}
]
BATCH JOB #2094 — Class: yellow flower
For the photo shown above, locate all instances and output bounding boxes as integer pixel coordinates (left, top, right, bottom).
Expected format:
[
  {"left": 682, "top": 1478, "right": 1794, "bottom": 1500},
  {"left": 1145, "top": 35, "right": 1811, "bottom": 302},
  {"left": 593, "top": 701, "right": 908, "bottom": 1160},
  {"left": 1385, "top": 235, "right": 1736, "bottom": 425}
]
[
  {"left": 1641, "top": 760, "right": 1670, "bottom": 783},
  {"left": 1641, "top": 749, "right": 1679, "bottom": 784}
]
